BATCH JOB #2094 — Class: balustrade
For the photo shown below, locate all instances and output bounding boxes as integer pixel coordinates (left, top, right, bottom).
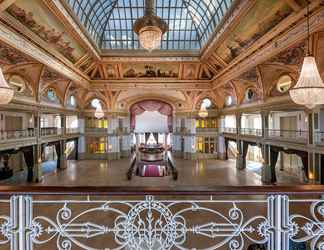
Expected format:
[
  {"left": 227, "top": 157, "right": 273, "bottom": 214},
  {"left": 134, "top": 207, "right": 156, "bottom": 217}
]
[
  {"left": 40, "top": 127, "right": 63, "bottom": 136},
  {"left": 0, "top": 186, "right": 323, "bottom": 250},
  {"left": 267, "top": 129, "right": 308, "bottom": 141},
  {"left": 221, "top": 127, "right": 237, "bottom": 133},
  {"left": 240, "top": 128, "right": 262, "bottom": 136},
  {"left": 0, "top": 129, "right": 36, "bottom": 141},
  {"left": 65, "top": 127, "right": 80, "bottom": 134}
]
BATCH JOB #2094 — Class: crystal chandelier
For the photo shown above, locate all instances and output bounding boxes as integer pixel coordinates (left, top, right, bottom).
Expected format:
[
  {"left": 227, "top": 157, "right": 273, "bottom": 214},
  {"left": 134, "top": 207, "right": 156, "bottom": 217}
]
[
  {"left": 0, "top": 67, "right": 14, "bottom": 105},
  {"left": 198, "top": 105, "right": 208, "bottom": 118},
  {"left": 133, "top": 0, "right": 168, "bottom": 52},
  {"left": 289, "top": 2, "right": 324, "bottom": 109},
  {"left": 94, "top": 104, "right": 104, "bottom": 119}
]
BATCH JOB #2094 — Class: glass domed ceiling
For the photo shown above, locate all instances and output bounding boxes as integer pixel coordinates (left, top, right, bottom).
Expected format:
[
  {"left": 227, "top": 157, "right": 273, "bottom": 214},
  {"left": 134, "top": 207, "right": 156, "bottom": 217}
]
[{"left": 65, "top": 0, "right": 234, "bottom": 50}]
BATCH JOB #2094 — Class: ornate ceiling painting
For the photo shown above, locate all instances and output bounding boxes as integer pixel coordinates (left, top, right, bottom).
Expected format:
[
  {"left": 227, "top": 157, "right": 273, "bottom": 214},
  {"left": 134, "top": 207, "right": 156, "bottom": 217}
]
[
  {"left": 216, "top": 0, "right": 294, "bottom": 63},
  {"left": 6, "top": 0, "right": 84, "bottom": 63},
  {"left": 123, "top": 63, "right": 179, "bottom": 78},
  {"left": 0, "top": 0, "right": 321, "bottom": 112}
]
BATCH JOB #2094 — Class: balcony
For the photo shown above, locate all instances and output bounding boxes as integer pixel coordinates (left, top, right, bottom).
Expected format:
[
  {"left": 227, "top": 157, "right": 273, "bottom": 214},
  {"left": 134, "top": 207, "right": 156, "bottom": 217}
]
[
  {"left": 221, "top": 127, "right": 236, "bottom": 133},
  {"left": 196, "top": 127, "right": 218, "bottom": 133},
  {"left": 240, "top": 128, "right": 262, "bottom": 136},
  {"left": 266, "top": 129, "right": 308, "bottom": 143},
  {"left": 40, "top": 127, "right": 63, "bottom": 137},
  {"left": 0, "top": 129, "right": 36, "bottom": 142},
  {"left": 85, "top": 127, "right": 108, "bottom": 133},
  {"left": 66, "top": 128, "right": 80, "bottom": 134},
  {"left": 0, "top": 186, "right": 322, "bottom": 249}
]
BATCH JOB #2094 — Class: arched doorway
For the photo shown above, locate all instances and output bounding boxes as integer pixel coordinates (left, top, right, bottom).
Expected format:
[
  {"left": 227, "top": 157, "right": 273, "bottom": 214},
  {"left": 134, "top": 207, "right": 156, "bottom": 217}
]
[{"left": 130, "top": 100, "right": 173, "bottom": 146}]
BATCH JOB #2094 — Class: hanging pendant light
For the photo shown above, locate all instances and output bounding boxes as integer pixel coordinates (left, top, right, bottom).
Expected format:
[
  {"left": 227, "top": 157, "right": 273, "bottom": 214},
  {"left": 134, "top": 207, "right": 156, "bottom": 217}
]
[
  {"left": 0, "top": 67, "right": 14, "bottom": 104},
  {"left": 198, "top": 105, "right": 208, "bottom": 118},
  {"left": 289, "top": 2, "right": 324, "bottom": 109},
  {"left": 94, "top": 104, "right": 104, "bottom": 119},
  {"left": 133, "top": 0, "right": 168, "bottom": 52}
]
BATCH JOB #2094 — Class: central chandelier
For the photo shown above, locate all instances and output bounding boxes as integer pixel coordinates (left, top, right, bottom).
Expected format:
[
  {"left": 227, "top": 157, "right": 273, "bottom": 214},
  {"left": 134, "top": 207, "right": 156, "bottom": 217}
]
[
  {"left": 289, "top": 2, "right": 324, "bottom": 109},
  {"left": 0, "top": 67, "right": 14, "bottom": 105},
  {"left": 94, "top": 104, "right": 104, "bottom": 119},
  {"left": 133, "top": 0, "right": 168, "bottom": 52}
]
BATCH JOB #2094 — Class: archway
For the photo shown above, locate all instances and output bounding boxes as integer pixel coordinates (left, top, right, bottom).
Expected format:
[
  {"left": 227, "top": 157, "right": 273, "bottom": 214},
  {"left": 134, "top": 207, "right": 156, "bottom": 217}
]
[{"left": 130, "top": 100, "right": 173, "bottom": 145}]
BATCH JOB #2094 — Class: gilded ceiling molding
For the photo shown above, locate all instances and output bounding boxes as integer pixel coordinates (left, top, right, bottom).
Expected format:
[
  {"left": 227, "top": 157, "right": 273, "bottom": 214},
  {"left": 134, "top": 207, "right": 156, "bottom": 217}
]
[
  {"left": 90, "top": 80, "right": 211, "bottom": 91},
  {"left": 0, "top": 22, "right": 89, "bottom": 88},
  {"left": 213, "top": 7, "right": 324, "bottom": 89},
  {"left": 43, "top": 0, "right": 101, "bottom": 60},
  {"left": 102, "top": 56, "right": 200, "bottom": 63}
]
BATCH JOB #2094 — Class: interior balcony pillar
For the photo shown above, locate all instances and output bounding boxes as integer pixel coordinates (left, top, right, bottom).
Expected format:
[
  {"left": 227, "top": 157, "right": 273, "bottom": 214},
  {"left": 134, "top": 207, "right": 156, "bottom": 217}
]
[
  {"left": 235, "top": 112, "right": 244, "bottom": 170},
  {"left": 61, "top": 114, "right": 66, "bottom": 135},
  {"left": 306, "top": 109, "right": 318, "bottom": 183},
  {"left": 59, "top": 140, "right": 67, "bottom": 169},
  {"left": 261, "top": 110, "right": 269, "bottom": 138},
  {"left": 261, "top": 144, "right": 274, "bottom": 184},
  {"left": 33, "top": 144, "right": 42, "bottom": 183}
]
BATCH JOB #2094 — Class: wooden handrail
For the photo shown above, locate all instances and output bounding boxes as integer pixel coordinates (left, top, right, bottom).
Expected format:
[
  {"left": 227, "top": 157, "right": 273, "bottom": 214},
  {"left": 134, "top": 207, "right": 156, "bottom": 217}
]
[{"left": 0, "top": 185, "right": 323, "bottom": 195}]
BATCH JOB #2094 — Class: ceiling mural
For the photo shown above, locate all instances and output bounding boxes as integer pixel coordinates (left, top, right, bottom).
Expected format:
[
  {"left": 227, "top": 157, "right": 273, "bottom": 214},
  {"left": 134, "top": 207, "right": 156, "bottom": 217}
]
[
  {"left": 216, "top": 0, "right": 293, "bottom": 63},
  {"left": 0, "top": 0, "right": 322, "bottom": 112},
  {"left": 0, "top": 43, "right": 31, "bottom": 65},
  {"left": 7, "top": 0, "right": 85, "bottom": 63},
  {"left": 123, "top": 63, "right": 179, "bottom": 78}
]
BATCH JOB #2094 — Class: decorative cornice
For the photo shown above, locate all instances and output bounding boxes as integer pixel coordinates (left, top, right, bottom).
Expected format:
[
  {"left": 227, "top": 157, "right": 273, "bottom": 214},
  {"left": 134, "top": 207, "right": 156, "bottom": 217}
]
[
  {"left": 102, "top": 56, "right": 200, "bottom": 63},
  {"left": 91, "top": 79, "right": 212, "bottom": 90},
  {"left": 0, "top": 21, "right": 89, "bottom": 88}
]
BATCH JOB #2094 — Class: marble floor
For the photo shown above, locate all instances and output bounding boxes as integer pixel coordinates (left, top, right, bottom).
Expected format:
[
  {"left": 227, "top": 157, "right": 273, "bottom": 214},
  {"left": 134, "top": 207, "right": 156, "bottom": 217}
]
[{"left": 1, "top": 157, "right": 303, "bottom": 186}]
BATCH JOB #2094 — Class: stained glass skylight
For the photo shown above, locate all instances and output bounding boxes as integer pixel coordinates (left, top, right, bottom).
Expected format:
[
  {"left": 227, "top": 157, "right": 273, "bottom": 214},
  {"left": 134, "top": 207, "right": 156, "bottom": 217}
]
[{"left": 65, "top": 0, "right": 234, "bottom": 50}]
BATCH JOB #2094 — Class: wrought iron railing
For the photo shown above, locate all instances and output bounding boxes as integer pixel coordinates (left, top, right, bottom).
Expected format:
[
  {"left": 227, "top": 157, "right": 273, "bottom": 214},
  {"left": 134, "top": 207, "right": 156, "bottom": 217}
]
[
  {"left": 266, "top": 129, "right": 308, "bottom": 141},
  {"left": 0, "top": 129, "right": 36, "bottom": 141},
  {"left": 196, "top": 127, "right": 218, "bottom": 133},
  {"left": 65, "top": 127, "right": 80, "bottom": 134},
  {"left": 240, "top": 128, "right": 262, "bottom": 136},
  {"left": 40, "top": 127, "right": 63, "bottom": 136},
  {"left": 0, "top": 186, "right": 323, "bottom": 249},
  {"left": 221, "top": 127, "right": 237, "bottom": 133}
]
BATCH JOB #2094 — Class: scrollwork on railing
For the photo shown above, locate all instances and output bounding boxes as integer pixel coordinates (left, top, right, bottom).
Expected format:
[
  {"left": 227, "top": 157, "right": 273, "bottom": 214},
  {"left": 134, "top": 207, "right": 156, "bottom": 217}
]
[
  {"left": 289, "top": 199, "right": 324, "bottom": 250},
  {"left": 1, "top": 193, "right": 324, "bottom": 249},
  {"left": 26, "top": 196, "right": 271, "bottom": 250}
]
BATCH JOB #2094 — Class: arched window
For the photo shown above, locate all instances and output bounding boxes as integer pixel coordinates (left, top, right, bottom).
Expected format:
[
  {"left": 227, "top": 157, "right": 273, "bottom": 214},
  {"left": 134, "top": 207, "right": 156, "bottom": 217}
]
[
  {"left": 47, "top": 88, "right": 58, "bottom": 102},
  {"left": 68, "top": 95, "right": 76, "bottom": 107},
  {"left": 225, "top": 96, "right": 233, "bottom": 106},
  {"left": 91, "top": 98, "right": 101, "bottom": 108},
  {"left": 277, "top": 75, "right": 292, "bottom": 93}
]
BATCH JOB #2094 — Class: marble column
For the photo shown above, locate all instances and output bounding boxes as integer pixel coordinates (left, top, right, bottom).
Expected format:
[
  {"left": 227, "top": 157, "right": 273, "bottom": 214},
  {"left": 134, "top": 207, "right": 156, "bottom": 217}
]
[
  {"left": 77, "top": 115, "right": 85, "bottom": 159},
  {"left": 235, "top": 112, "right": 244, "bottom": 170},
  {"left": 108, "top": 117, "right": 120, "bottom": 159},
  {"left": 59, "top": 140, "right": 67, "bottom": 169}
]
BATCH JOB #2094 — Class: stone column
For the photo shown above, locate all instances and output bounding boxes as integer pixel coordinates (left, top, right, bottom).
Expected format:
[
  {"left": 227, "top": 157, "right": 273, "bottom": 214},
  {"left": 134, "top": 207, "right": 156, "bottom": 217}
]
[
  {"left": 108, "top": 116, "right": 120, "bottom": 159},
  {"left": 60, "top": 140, "right": 67, "bottom": 169},
  {"left": 78, "top": 114, "right": 85, "bottom": 160},
  {"left": 235, "top": 112, "right": 244, "bottom": 170},
  {"left": 306, "top": 110, "right": 316, "bottom": 182},
  {"left": 61, "top": 114, "right": 66, "bottom": 135},
  {"left": 261, "top": 144, "right": 273, "bottom": 183},
  {"left": 33, "top": 144, "right": 42, "bottom": 183},
  {"left": 261, "top": 111, "right": 269, "bottom": 138},
  {"left": 121, "top": 116, "right": 131, "bottom": 157},
  {"left": 183, "top": 117, "right": 196, "bottom": 160}
]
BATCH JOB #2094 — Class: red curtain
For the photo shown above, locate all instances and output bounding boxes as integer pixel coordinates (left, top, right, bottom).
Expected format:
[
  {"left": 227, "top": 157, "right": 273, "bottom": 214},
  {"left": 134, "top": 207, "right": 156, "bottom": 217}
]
[{"left": 130, "top": 100, "right": 173, "bottom": 131}]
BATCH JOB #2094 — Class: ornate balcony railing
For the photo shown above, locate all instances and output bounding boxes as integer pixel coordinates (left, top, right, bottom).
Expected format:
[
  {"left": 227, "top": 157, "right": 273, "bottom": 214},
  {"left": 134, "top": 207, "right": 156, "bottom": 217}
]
[
  {"left": 65, "top": 127, "right": 80, "bottom": 134},
  {"left": 85, "top": 127, "right": 108, "bottom": 133},
  {"left": 266, "top": 129, "right": 308, "bottom": 142},
  {"left": 0, "top": 185, "right": 323, "bottom": 250},
  {"left": 221, "top": 127, "right": 237, "bottom": 134},
  {"left": 0, "top": 129, "right": 36, "bottom": 141},
  {"left": 40, "top": 127, "right": 63, "bottom": 137},
  {"left": 240, "top": 128, "right": 262, "bottom": 136},
  {"left": 196, "top": 127, "right": 218, "bottom": 133}
]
